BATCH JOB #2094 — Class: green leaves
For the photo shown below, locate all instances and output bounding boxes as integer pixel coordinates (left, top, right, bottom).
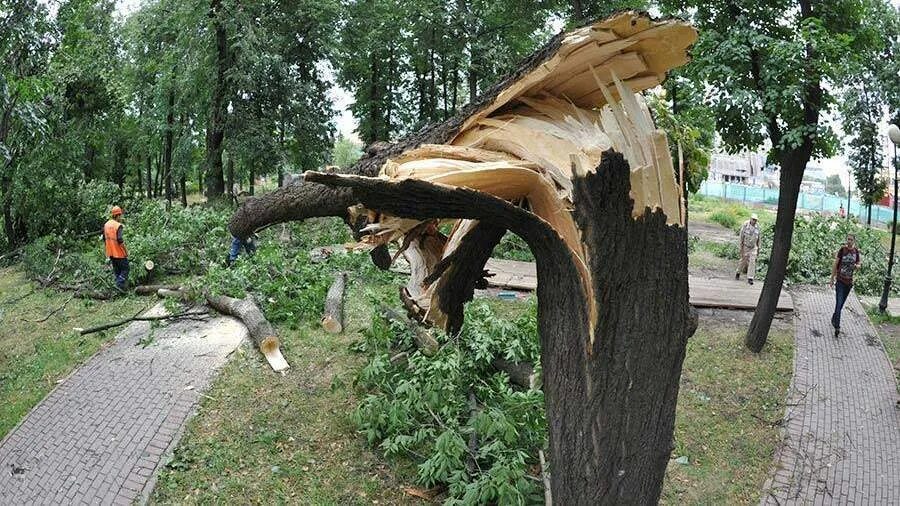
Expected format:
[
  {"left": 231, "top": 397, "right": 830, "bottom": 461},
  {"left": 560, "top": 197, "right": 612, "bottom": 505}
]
[{"left": 353, "top": 300, "right": 545, "bottom": 503}]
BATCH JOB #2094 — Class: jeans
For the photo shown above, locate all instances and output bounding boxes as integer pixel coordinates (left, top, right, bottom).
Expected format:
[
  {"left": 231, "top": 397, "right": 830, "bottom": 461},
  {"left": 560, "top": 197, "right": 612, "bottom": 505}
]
[
  {"left": 832, "top": 280, "right": 852, "bottom": 329},
  {"left": 111, "top": 257, "right": 129, "bottom": 290},
  {"left": 228, "top": 236, "right": 257, "bottom": 264}
]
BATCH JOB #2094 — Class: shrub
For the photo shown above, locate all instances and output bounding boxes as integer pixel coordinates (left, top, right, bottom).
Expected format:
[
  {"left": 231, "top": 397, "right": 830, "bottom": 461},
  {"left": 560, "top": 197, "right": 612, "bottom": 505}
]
[
  {"left": 492, "top": 232, "right": 534, "bottom": 262},
  {"left": 708, "top": 203, "right": 750, "bottom": 230},
  {"left": 353, "top": 300, "right": 546, "bottom": 504},
  {"left": 759, "top": 214, "right": 898, "bottom": 295}
]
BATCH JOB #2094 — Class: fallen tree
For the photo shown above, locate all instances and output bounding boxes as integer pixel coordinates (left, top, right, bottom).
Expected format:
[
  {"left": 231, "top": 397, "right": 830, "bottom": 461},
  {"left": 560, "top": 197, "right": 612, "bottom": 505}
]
[
  {"left": 229, "top": 11, "right": 698, "bottom": 503},
  {"left": 206, "top": 294, "right": 290, "bottom": 372}
]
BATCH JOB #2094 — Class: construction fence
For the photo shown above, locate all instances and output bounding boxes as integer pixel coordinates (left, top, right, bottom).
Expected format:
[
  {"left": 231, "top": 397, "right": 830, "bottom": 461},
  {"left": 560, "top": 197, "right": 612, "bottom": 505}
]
[{"left": 698, "top": 181, "right": 896, "bottom": 225}]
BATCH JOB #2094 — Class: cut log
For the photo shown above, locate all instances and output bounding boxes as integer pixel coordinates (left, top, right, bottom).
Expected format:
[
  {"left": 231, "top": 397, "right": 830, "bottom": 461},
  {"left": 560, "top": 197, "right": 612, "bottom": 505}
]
[
  {"left": 321, "top": 272, "right": 347, "bottom": 334},
  {"left": 206, "top": 294, "right": 289, "bottom": 372},
  {"left": 380, "top": 306, "right": 439, "bottom": 356},
  {"left": 157, "top": 288, "right": 191, "bottom": 300},
  {"left": 134, "top": 284, "right": 182, "bottom": 295}
]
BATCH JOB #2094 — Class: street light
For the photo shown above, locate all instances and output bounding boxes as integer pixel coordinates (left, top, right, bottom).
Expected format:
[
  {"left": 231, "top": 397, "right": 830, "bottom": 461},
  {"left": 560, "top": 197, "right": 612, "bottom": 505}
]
[{"left": 878, "top": 123, "right": 900, "bottom": 313}]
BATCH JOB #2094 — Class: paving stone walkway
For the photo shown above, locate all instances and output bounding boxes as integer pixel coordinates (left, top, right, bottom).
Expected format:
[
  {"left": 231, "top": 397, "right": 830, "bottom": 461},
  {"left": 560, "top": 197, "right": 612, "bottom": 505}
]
[
  {"left": 761, "top": 288, "right": 900, "bottom": 505},
  {"left": 0, "top": 305, "right": 247, "bottom": 505}
]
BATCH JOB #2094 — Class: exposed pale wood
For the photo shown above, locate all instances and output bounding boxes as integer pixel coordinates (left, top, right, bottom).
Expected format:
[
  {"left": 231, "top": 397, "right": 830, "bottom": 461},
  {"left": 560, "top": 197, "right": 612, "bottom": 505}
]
[
  {"left": 206, "top": 294, "right": 289, "bottom": 372},
  {"left": 134, "top": 284, "right": 182, "bottom": 295},
  {"left": 321, "top": 272, "right": 347, "bottom": 334}
]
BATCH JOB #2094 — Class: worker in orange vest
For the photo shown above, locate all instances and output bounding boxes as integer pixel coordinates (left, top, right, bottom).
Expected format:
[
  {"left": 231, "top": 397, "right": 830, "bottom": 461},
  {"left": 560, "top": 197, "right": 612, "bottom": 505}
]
[{"left": 103, "top": 206, "right": 129, "bottom": 291}]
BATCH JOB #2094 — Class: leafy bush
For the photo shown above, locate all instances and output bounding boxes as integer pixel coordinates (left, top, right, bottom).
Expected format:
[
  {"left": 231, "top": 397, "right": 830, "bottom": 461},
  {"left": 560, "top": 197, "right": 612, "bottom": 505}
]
[
  {"left": 707, "top": 241, "right": 739, "bottom": 260},
  {"left": 354, "top": 300, "right": 546, "bottom": 504},
  {"left": 759, "top": 214, "right": 897, "bottom": 295},
  {"left": 708, "top": 203, "right": 750, "bottom": 230}
]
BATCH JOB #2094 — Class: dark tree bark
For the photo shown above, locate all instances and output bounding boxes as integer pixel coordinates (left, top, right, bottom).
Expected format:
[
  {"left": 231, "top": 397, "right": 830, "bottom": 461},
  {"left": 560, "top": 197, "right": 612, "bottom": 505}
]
[
  {"left": 306, "top": 148, "right": 695, "bottom": 503},
  {"left": 163, "top": 87, "right": 175, "bottom": 205},
  {"left": 745, "top": 0, "right": 822, "bottom": 352},
  {"left": 180, "top": 174, "right": 187, "bottom": 207},
  {"left": 145, "top": 154, "right": 152, "bottom": 198},
  {"left": 205, "top": 0, "right": 227, "bottom": 199},
  {"left": 249, "top": 164, "right": 255, "bottom": 196},
  {"left": 226, "top": 156, "right": 234, "bottom": 197}
]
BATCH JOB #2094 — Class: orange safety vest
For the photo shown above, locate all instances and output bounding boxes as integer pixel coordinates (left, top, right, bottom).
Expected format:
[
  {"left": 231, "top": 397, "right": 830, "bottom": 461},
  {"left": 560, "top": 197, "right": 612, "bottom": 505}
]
[{"left": 103, "top": 219, "right": 127, "bottom": 259}]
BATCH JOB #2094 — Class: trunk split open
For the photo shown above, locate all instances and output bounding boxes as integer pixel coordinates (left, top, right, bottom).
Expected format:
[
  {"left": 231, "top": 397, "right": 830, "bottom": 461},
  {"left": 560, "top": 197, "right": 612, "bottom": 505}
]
[{"left": 229, "top": 11, "right": 698, "bottom": 502}]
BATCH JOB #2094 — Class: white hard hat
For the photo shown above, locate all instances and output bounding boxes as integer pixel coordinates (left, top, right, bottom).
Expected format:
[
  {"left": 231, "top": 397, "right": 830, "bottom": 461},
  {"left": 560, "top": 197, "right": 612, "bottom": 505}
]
[{"left": 751, "top": 213, "right": 759, "bottom": 220}]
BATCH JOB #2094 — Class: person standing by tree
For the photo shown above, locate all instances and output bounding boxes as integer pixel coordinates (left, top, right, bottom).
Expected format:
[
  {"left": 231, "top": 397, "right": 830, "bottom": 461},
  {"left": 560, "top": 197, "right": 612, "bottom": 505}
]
[
  {"left": 103, "top": 206, "right": 129, "bottom": 291},
  {"left": 830, "top": 233, "right": 862, "bottom": 334},
  {"left": 736, "top": 213, "right": 760, "bottom": 285},
  {"left": 839, "top": 203, "right": 846, "bottom": 218}
]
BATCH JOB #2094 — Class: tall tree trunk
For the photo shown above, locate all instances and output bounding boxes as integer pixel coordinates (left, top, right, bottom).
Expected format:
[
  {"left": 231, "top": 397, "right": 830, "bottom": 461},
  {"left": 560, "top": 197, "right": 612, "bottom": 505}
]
[
  {"left": 277, "top": 117, "right": 285, "bottom": 188},
  {"left": 867, "top": 204, "right": 872, "bottom": 226},
  {"left": 745, "top": 156, "right": 806, "bottom": 351},
  {"left": 226, "top": 156, "right": 234, "bottom": 196},
  {"left": 180, "top": 174, "right": 187, "bottom": 207},
  {"left": 249, "top": 164, "right": 255, "bottom": 196},
  {"left": 366, "top": 56, "right": 381, "bottom": 144},
  {"left": 572, "top": 0, "right": 584, "bottom": 21},
  {"left": 205, "top": 0, "right": 227, "bottom": 199},
  {"left": 145, "top": 155, "right": 152, "bottom": 198},
  {"left": 163, "top": 88, "right": 175, "bottom": 206},
  {"left": 745, "top": 0, "right": 821, "bottom": 352},
  {"left": 137, "top": 158, "right": 143, "bottom": 197}
]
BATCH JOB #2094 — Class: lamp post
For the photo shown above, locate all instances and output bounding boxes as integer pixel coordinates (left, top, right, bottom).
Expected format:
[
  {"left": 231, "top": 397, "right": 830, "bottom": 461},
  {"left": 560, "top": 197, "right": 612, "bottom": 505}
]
[
  {"left": 878, "top": 123, "right": 900, "bottom": 313},
  {"left": 847, "top": 169, "right": 852, "bottom": 218}
]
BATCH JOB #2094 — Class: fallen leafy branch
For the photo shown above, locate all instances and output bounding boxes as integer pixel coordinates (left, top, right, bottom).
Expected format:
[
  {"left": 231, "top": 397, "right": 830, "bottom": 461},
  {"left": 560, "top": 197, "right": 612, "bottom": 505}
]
[{"left": 75, "top": 309, "right": 208, "bottom": 335}]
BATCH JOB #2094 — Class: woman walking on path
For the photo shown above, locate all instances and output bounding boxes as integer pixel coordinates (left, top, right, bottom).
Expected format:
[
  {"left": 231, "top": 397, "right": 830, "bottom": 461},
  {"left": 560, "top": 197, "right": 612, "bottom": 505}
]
[{"left": 830, "top": 233, "right": 862, "bottom": 334}]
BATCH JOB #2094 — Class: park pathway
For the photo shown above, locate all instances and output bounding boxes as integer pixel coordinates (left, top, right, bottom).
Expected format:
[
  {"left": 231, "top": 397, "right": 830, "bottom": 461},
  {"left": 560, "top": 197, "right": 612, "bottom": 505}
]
[
  {"left": 0, "top": 305, "right": 247, "bottom": 505},
  {"left": 761, "top": 288, "right": 900, "bottom": 504}
]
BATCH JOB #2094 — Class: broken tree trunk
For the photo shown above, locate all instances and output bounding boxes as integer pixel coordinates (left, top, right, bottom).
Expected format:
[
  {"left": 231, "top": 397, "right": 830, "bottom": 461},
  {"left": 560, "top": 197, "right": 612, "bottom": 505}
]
[
  {"left": 306, "top": 146, "right": 696, "bottom": 504},
  {"left": 321, "top": 272, "right": 347, "bottom": 334},
  {"left": 205, "top": 294, "right": 289, "bottom": 372},
  {"left": 229, "top": 11, "right": 699, "bottom": 502}
]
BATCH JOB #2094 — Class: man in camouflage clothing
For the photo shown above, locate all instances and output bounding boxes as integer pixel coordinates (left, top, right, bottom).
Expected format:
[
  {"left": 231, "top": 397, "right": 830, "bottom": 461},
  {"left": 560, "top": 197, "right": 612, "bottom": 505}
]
[{"left": 735, "top": 213, "right": 760, "bottom": 285}]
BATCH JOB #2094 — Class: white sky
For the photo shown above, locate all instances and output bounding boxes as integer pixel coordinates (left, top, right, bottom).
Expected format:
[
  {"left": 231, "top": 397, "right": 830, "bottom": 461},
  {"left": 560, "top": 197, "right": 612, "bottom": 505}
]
[{"left": 115, "top": 0, "right": 900, "bottom": 187}]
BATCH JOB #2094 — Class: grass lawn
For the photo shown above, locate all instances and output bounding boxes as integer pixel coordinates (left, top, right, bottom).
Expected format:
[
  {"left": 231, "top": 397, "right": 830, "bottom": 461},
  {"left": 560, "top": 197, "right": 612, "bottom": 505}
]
[
  {"left": 151, "top": 275, "right": 794, "bottom": 505},
  {"left": 662, "top": 314, "right": 793, "bottom": 504},
  {"left": 0, "top": 266, "right": 149, "bottom": 439},
  {"left": 150, "top": 274, "right": 416, "bottom": 505}
]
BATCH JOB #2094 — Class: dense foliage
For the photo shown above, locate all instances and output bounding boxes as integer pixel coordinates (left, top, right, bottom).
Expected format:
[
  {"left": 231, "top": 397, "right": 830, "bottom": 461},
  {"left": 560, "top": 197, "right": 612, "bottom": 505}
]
[
  {"left": 760, "top": 214, "right": 898, "bottom": 296},
  {"left": 353, "top": 299, "right": 546, "bottom": 504}
]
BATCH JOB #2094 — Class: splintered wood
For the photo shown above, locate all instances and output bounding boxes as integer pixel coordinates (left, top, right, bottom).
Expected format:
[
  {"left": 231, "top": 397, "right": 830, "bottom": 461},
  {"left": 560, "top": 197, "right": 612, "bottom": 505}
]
[{"left": 351, "top": 12, "right": 696, "bottom": 330}]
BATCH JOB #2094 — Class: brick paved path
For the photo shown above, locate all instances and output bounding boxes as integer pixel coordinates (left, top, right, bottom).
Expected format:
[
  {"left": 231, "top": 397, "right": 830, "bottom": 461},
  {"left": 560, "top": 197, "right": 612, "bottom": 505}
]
[
  {"left": 761, "top": 288, "right": 900, "bottom": 504},
  {"left": 0, "top": 305, "right": 247, "bottom": 505}
]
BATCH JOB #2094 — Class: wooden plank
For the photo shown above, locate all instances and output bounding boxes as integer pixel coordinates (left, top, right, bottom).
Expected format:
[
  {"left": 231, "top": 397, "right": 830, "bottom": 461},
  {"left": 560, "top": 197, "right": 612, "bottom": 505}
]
[{"left": 482, "top": 259, "right": 793, "bottom": 311}]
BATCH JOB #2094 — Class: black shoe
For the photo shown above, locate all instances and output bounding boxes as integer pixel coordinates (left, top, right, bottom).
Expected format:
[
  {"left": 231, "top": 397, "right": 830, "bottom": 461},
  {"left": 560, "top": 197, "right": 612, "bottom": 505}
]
[
  {"left": 735, "top": 273, "right": 740, "bottom": 280},
  {"left": 748, "top": 279, "right": 754, "bottom": 285}
]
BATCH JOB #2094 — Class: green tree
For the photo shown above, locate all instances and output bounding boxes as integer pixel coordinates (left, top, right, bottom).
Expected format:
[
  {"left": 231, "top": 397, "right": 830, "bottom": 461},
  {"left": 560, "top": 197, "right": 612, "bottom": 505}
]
[
  {"left": 839, "top": 0, "right": 899, "bottom": 225},
  {"left": 665, "top": 0, "right": 892, "bottom": 352},
  {"left": 330, "top": 134, "right": 363, "bottom": 169},
  {"left": 825, "top": 174, "right": 847, "bottom": 197},
  {"left": 0, "top": 0, "right": 55, "bottom": 248}
]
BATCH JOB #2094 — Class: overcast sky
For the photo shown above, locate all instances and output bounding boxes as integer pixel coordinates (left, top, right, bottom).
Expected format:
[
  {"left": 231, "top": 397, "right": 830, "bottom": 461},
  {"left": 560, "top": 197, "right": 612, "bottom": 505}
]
[{"left": 114, "top": 0, "right": 900, "bottom": 188}]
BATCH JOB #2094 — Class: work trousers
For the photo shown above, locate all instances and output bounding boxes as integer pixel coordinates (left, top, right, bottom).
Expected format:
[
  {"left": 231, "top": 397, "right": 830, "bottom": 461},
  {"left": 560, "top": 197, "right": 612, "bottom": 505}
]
[
  {"left": 832, "top": 280, "right": 852, "bottom": 329},
  {"left": 736, "top": 246, "right": 758, "bottom": 279},
  {"left": 110, "top": 257, "right": 129, "bottom": 290}
]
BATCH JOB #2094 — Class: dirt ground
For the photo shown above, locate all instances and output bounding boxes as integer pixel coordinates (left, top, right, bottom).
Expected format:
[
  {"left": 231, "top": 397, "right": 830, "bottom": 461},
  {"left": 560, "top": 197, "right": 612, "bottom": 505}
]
[{"left": 689, "top": 220, "right": 737, "bottom": 244}]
